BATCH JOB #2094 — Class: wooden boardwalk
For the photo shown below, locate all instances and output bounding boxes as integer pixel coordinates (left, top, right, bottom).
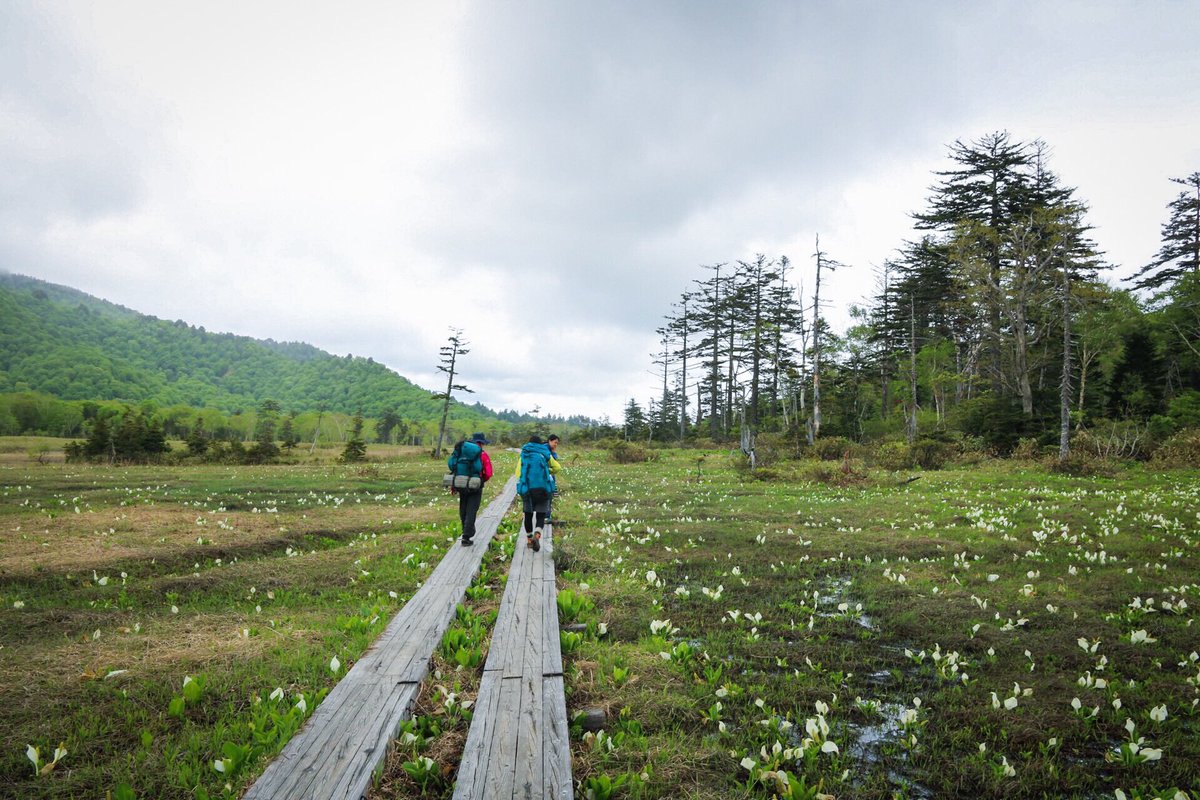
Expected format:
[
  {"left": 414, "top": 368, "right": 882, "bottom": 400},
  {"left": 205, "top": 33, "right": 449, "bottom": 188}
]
[
  {"left": 242, "top": 477, "right": 518, "bottom": 800},
  {"left": 452, "top": 522, "right": 573, "bottom": 800}
]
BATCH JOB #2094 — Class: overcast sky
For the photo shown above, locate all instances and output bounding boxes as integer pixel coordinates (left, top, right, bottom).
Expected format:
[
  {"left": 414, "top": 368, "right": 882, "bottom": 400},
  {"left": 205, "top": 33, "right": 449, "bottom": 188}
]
[{"left": 3, "top": 2, "right": 1198, "bottom": 421}]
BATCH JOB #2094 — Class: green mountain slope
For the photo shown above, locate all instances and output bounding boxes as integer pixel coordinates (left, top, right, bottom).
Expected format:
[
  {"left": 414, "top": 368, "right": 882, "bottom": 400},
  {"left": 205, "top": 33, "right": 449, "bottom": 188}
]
[{"left": 0, "top": 272, "right": 487, "bottom": 421}]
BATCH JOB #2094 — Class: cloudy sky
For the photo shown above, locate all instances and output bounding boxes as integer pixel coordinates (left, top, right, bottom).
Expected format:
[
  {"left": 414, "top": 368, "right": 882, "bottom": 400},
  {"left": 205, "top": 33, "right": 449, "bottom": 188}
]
[{"left": 3, "top": 2, "right": 1198, "bottom": 420}]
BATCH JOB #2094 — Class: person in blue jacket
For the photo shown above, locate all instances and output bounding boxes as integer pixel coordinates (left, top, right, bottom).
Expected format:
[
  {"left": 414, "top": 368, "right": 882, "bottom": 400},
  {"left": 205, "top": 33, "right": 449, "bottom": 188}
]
[{"left": 514, "top": 435, "right": 560, "bottom": 551}]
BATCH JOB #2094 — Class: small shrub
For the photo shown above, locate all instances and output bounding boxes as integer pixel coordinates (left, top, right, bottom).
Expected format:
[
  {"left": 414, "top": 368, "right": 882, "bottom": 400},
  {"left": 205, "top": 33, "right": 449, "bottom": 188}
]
[
  {"left": 797, "top": 461, "right": 868, "bottom": 487},
  {"left": 1167, "top": 390, "right": 1200, "bottom": 429},
  {"left": 910, "top": 438, "right": 955, "bottom": 470},
  {"left": 953, "top": 396, "right": 1030, "bottom": 454},
  {"left": 1047, "top": 451, "right": 1116, "bottom": 477},
  {"left": 1011, "top": 437, "right": 1041, "bottom": 461},
  {"left": 1150, "top": 428, "right": 1200, "bottom": 468},
  {"left": 1072, "top": 420, "right": 1151, "bottom": 461},
  {"left": 609, "top": 441, "right": 648, "bottom": 464},
  {"left": 873, "top": 441, "right": 914, "bottom": 471},
  {"left": 812, "top": 436, "right": 854, "bottom": 461},
  {"left": 752, "top": 432, "right": 794, "bottom": 468}
]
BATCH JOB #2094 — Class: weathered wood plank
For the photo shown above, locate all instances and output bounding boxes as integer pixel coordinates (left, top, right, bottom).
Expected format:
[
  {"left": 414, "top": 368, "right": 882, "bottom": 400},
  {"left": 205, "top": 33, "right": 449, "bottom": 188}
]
[
  {"left": 242, "top": 478, "right": 516, "bottom": 800},
  {"left": 542, "top": 572, "right": 563, "bottom": 678},
  {"left": 541, "top": 523, "right": 557, "bottom": 582},
  {"left": 543, "top": 675, "right": 572, "bottom": 799},
  {"left": 519, "top": 552, "right": 541, "bottom": 682},
  {"left": 248, "top": 678, "right": 419, "bottom": 798},
  {"left": 485, "top": 677, "right": 522, "bottom": 799},
  {"left": 509, "top": 673, "right": 540, "bottom": 800},
  {"left": 451, "top": 671, "right": 501, "bottom": 799},
  {"left": 321, "top": 681, "right": 423, "bottom": 800},
  {"left": 450, "top": 501, "right": 573, "bottom": 799}
]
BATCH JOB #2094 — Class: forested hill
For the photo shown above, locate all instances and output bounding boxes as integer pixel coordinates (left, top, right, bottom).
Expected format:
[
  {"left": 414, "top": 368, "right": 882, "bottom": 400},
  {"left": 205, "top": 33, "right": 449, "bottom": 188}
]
[{"left": 0, "top": 272, "right": 486, "bottom": 419}]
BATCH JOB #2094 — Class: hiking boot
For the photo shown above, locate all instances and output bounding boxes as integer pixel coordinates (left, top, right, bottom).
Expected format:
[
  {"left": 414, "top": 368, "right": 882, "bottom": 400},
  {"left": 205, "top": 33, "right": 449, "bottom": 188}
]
[
  {"left": 526, "top": 534, "right": 536, "bottom": 550},
  {"left": 532, "top": 528, "right": 542, "bottom": 551},
  {"left": 461, "top": 538, "right": 473, "bottom": 546}
]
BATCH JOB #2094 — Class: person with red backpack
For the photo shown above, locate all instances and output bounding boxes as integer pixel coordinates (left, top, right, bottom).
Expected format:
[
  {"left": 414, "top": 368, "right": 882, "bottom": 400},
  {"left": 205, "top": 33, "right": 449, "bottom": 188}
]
[{"left": 448, "top": 432, "right": 494, "bottom": 546}]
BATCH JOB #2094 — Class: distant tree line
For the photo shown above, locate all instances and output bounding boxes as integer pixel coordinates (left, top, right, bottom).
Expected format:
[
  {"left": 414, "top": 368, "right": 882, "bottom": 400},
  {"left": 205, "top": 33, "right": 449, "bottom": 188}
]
[
  {"left": 0, "top": 390, "right": 582, "bottom": 465},
  {"left": 631, "top": 132, "right": 1200, "bottom": 460}
]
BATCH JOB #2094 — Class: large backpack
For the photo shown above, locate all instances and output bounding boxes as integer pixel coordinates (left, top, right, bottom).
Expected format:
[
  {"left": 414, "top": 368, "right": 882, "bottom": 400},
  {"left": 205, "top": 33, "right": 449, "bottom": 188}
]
[
  {"left": 445, "top": 440, "right": 483, "bottom": 491},
  {"left": 452, "top": 440, "right": 484, "bottom": 477},
  {"left": 518, "top": 442, "right": 552, "bottom": 502}
]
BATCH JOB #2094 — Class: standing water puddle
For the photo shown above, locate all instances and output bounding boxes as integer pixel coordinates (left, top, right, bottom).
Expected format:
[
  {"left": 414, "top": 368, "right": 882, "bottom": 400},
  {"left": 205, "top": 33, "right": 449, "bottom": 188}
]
[{"left": 844, "top": 702, "right": 936, "bottom": 799}]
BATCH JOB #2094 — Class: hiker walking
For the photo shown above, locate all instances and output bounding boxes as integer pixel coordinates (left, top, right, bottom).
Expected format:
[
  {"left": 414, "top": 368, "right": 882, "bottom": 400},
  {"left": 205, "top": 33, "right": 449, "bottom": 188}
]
[
  {"left": 546, "top": 433, "right": 562, "bottom": 524},
  {"left": 515, "top": 435, "right": 560, "bottom": 551},
  {"left": 448, "top": 432, "right": 493, "bottom": 546}
]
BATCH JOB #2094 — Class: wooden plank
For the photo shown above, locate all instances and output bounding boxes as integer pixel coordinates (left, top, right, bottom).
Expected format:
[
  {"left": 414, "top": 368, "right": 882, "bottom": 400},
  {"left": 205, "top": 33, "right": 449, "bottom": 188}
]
[
  {"left": 542, "top": 574, "right": 563, "bottom": 678},
  {"left": 243, "top": 479, "right": 516, "bottom": 800},
  {"left": 541, "top": 524, "right": 556, "bottom": 582},
  {"left": 451, "top": 671, "right": 501, "bottom": 799},
  {"left": 485, "top": 677, "right": 522, "bottom": 800},
  {"left": 248, "top": 678, "right": 417, "bottom": 798},
  {"left": 489, "top": 535, "right": 536, "bottom": 678},
  {"left": 543, "top": 675, "right": 572, "bottom": 799},
  {"left": 246, "top": 679, "right": 377, "bottom": 797},
  {"left": 521, "top": 561, "right": 543, "bottom": 682},
  {"left": 328, "top": 681, "right": 422, "bottom": 800},
  {"left": 513, "top": 674, "right": 543, "bottom": 800},
  {"left": 450, "top": 491, "right": 576, "bottom": 799}
]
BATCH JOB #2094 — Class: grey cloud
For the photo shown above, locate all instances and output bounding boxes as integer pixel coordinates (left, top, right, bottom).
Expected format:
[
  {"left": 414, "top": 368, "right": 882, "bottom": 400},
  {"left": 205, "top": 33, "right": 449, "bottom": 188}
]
[
  {"left": 0, "top": 6, "right": 151, "bottom": 223},
  {"left": 410, "top": 3, "right": 1010, "bottom": 324}
]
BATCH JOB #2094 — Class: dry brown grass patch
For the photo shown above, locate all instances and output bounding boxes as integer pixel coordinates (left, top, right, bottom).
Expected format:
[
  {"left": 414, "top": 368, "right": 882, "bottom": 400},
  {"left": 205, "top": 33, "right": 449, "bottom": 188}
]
[
  {"left": 0, "top": 612, "right": 306, "bottom": 714},
  {"left": 0, "top": 502, "right": 442, "bottom": 577}
]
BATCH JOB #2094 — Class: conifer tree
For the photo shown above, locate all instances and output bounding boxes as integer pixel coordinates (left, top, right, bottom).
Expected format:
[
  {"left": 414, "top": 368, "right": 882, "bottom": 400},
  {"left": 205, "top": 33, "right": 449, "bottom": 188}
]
[
  {"left": 83, "top": 413, "right": 112, "bottom": 461},
  {"left": 340, "top": 410, "right": 367, "bottom": 463},
  {"left": 432, "top": 329, "right": 472, "bottom": 458},
  {"left": 279, "top": 412, "right": 298, "bottom": 451},
  {"left": 249, "top": 399, "right": 281, "bottom": 463},
  {"left": 1131, "top": 172, "right": 1200, "bottom": 291},
  {"left": 186, "top": 416, "right": 210, "bottom": 456}
]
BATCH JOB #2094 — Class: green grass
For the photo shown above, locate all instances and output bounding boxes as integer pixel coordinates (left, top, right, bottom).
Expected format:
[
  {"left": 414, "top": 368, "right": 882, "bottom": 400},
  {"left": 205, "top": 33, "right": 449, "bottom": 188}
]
[
  {"left": 3, "top": 442, "right": 1198, "bottom": 799},
  {"left": 1, "top": 446, "right": 519, "bottom": 799},
  {"left": 551, "top": 449, "right": 1200, "bottom": 800}
]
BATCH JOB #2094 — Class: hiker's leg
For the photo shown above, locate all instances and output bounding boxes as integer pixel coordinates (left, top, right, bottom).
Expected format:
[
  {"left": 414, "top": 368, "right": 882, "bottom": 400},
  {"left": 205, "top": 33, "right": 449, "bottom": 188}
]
[
  {"left": 462, "top": 491, "right": 482, "bottom": 541},
  {"left": 521, "top": 494, "right": 535, "bottom": 533}
]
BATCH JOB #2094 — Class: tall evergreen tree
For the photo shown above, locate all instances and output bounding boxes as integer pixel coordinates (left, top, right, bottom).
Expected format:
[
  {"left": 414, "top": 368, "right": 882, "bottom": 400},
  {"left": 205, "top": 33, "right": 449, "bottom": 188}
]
[
  {"left": 186, "top": 416, "right": 210, "bottom": 456},
  {"left": 340, "top": 410, "right": 367, "bottom": 463},
  {"left": 376, "top": 407, "right": 401, "bottom": 443},
  {"left": 692, "top": 263, "right": 731, "bottom": 439},
  {"left": 1130, "top": 172, "right": 1200, "bottom": 291},
  {"left": 622, "top": 398, "right": 647, "bottom": 441},
  {"left": 915, "top": 132, "right": 1036, "bottom": 393},
  {"left": 279, "top": 412, "right": 299, "bottom": 450},
  {"left": 82, "top": 413, "right": 112, "bottom": 460},
  {"left": 249, "top": 399, "right": 281, "bottom": 462}
]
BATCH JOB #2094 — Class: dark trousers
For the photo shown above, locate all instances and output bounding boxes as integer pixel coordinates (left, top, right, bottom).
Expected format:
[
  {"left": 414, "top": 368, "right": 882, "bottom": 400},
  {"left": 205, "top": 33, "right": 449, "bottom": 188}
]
[
  {"left": 522, "top": 492, "right": 551, "bottom": 533},
  {"left": 458, "top": 489, "right": 483, "bottom": 541},
  {"left": 523, "top": 510, "right": 547, "bottom": 534}
]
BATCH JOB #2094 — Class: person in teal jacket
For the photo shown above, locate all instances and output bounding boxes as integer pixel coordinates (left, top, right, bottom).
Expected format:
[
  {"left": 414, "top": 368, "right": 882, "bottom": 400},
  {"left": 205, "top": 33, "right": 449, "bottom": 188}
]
[{"left": 514, "top": 436, "right": 561, "bottom": 551}]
